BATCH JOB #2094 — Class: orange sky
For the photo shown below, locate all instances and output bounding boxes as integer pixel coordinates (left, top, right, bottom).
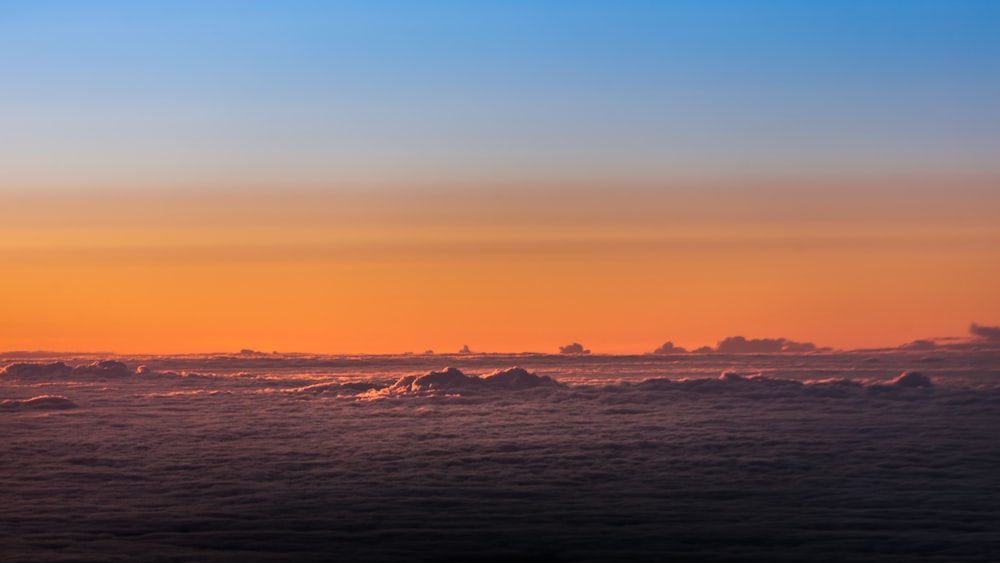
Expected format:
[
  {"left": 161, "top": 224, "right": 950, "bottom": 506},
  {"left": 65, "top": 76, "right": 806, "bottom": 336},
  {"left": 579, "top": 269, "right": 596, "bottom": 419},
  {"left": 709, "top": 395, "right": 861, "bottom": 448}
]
[{"left": 2, "top": 179, "right": 998, "bottom": 354}]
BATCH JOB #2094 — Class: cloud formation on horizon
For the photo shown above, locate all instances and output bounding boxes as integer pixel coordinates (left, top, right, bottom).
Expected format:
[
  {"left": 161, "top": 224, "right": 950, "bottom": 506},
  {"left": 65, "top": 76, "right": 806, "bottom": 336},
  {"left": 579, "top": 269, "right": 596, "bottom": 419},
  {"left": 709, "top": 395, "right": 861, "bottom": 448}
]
[
  {"left": 651, "top": 341, "right": 687, "bottom": 355},
  {"left": 970, "top": 323, "right": 1000, "bottom": 341},
  {"left": 559, "top": 343, "right": 590, "bottom": 355}
]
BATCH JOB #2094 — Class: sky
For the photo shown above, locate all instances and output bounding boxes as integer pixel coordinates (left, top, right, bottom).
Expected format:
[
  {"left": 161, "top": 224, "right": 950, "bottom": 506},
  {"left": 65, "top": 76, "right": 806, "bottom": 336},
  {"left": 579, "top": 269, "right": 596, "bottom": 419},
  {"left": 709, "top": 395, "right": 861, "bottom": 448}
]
[{"left": 2, "top": 1, "right": 999, "bottom": 354}]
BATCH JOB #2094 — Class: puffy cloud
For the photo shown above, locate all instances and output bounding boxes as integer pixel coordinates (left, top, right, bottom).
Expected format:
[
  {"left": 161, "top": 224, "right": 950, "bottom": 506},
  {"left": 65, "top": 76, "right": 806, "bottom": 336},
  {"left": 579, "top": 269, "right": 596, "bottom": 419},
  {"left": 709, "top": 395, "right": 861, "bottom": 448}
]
[
  {"left": 970, "top": 323, "right": 1000, "bottom": 341},
  {"left": 651, "top": 341, "right": 687, "bottom": 355},
  {"left": 559, "top": 343, "right": 590, "bottom": 355}
]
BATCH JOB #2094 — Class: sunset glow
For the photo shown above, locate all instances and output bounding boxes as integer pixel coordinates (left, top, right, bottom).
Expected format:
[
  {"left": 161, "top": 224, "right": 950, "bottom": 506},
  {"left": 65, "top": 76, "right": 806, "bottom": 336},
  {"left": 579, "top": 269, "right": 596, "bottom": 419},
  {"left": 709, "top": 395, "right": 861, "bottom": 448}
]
[
  {"left": 3, "top": 181, "right": 998, "bottom": 354},
  {"left": 2, "top": 1, "right": 999, "bottom": 353}
]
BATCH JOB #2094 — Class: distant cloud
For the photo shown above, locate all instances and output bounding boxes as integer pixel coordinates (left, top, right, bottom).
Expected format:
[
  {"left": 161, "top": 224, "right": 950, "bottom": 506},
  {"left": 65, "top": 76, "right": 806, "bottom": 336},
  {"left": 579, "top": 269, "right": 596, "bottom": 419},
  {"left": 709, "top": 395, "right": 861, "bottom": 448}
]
[
  {"left": 970, "top": 323, "right": 1000, "bottom": 341},
  {"left": 714, "top": 336, "right": 817, "bottom": 354},
  {"left": 901, "top": 339, "right": 937, "bottom": 351},
  {"left": 559, "top": 342, "right": 590, "bottom": 355},
  {"left": 651, "top": 341, "right": 687, "bottom": 355}
]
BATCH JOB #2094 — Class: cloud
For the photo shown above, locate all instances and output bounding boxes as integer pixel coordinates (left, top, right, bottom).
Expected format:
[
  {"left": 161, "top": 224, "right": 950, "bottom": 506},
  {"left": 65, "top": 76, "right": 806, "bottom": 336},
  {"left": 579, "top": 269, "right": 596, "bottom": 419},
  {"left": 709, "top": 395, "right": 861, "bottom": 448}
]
[
  {"left": 891, "top": 371, "right": 933, "bottom": 388},
  {"left": 292, "top": 381, "right": 382, "bottom": 394},
  {"left": 1, "top": 360, "right": 137, "bottom": 380},
  {"left": 389, "top": 367, "right": 560, "bottom": 393},
  {"left": 901, "top": 339, "right": 937, "bottom": 351},
  {"left": 970, "top": 323, "right": 1000, "bottom": 341},
  {"left": 0, "top": 395, "right": 77, "bottom": 411},
  {"left": 559, "top": 343, "right": 590, "bottom": 355},
  {"left": 482, "top": 367, "right": 559, "bottom": 390},
  {"left": 651, "top": 341, "right": 687, "bottom": 355},
  {"left": 714, "top": 336, "right": 817, "bottom": 354},
  {"left": 0, "top": 362, "right": 75, "bottom": 379}
]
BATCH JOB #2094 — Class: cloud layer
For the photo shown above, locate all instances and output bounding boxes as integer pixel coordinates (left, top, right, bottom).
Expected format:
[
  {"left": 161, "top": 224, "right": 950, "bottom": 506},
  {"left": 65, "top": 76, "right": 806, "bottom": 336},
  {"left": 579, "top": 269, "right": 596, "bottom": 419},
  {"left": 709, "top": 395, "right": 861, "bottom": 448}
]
[{"left": 2, "top": 353, "right": 998, "bottom": 563}]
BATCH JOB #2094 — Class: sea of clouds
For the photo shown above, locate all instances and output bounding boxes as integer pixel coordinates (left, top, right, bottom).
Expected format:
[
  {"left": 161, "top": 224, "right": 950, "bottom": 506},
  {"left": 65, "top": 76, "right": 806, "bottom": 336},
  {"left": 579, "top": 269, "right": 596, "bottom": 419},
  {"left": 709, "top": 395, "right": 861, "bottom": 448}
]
[{"left": 2, "top": 350, "right": 999, "bottom": 561}]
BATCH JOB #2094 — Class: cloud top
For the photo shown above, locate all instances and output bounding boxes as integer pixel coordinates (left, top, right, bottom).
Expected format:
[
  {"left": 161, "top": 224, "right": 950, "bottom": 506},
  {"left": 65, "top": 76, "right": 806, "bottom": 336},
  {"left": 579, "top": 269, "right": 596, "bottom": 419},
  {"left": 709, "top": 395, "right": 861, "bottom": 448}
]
[
  {"left": 891, "top": 371, "right": 933, "bottom": 388},
  {"left": 389, "top": 367, "right": 559, "bottom": 393}
]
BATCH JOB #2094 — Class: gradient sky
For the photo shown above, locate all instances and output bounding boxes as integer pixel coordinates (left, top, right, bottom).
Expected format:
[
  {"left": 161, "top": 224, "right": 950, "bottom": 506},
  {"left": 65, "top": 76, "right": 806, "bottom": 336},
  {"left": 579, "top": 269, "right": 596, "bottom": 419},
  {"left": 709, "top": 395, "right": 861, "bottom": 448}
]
[{"left": 2, "top": 1, "right": 999, "bottom": 353}]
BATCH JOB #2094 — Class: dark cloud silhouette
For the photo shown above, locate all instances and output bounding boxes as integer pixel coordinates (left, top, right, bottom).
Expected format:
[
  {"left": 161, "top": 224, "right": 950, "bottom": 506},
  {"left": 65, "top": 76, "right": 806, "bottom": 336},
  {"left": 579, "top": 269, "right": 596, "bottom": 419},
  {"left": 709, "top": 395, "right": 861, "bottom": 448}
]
[
  {"left": 651, "top": 341, "right": 687, "bottom": 355},
  {"left": 970, "top": 323, "right": 1000, "bottom": 341},
  {"left": 714, "top": 336, "right": 817, "bottom": 354},
  {"left": 559, "top": 342, "right": 590, "bottom": 355}
]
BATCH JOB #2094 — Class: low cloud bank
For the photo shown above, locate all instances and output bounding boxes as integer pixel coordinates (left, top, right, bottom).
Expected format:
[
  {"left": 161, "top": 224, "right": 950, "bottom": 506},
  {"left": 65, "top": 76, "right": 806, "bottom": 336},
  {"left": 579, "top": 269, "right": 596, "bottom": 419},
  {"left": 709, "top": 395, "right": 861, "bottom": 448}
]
[
  {"left": 1, "top": 360, "right": 135, "bottom": 380},
  {"left": 605, "top": 370, "right": 942, "bottom": 400},
  {"left": 712, "top": 336, "right": 817, "bottom": 354},
  {"left": 0, "top": 395, "right": 78, "bottom": 411},
  {"left": 652, "top": 336, "right": 824, "bottom": 354}
]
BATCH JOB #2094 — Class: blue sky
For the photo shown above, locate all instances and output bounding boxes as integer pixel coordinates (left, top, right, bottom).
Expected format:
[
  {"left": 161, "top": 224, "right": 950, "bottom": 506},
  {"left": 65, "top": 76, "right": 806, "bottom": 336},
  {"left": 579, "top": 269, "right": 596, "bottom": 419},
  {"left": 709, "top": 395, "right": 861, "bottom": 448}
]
[{"left": 2, "top": 0, "right": 999, "bottom": 191}]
